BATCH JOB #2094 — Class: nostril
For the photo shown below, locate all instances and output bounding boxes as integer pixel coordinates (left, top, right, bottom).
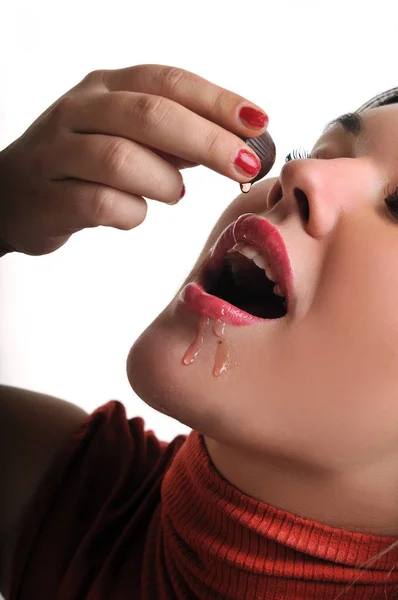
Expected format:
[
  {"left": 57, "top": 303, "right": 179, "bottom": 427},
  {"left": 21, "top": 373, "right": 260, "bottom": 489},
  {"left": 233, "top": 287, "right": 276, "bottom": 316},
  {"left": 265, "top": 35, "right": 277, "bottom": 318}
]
[{"left": 294, "top": 187, "right": 310, "bottom": 222}]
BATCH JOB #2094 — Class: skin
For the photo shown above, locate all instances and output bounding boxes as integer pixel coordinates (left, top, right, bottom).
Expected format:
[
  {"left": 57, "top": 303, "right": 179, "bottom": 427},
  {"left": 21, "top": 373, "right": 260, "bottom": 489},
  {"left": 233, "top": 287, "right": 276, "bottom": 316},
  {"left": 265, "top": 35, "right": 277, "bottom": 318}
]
[
  {"left": 0, "top": 65, "right": 272, "bottom": 594},
  {"left": 127, "top": 104, "right": 398, "bottom": 537},
  {"left": 0, "top": 65, "right": 267, "bottom": 255},
  {"left": 2, "top": 70, "right": 398, "bottom": 591}
]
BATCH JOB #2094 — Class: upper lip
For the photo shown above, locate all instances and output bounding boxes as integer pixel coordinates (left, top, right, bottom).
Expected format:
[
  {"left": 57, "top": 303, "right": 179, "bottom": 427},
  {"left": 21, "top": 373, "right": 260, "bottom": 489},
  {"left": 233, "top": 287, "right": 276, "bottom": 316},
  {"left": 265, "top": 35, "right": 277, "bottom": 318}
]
[{"left": 198, "top": 213, "right": 295, "bottom": 311}]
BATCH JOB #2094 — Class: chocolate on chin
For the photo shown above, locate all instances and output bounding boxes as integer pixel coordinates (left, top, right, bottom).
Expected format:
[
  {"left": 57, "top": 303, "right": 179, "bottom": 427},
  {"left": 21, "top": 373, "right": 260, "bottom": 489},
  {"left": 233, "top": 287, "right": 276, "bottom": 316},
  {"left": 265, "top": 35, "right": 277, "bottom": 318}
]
[{"left": 240, "top": 130, "right": 276, "bottom": 193}]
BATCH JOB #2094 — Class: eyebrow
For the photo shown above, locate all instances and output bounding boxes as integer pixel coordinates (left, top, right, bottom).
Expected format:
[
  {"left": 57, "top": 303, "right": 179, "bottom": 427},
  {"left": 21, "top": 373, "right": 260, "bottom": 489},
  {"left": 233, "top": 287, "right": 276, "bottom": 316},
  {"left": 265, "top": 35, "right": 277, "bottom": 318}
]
[{"left": 322, "top": 112, "right": 365, "bottom": 137}]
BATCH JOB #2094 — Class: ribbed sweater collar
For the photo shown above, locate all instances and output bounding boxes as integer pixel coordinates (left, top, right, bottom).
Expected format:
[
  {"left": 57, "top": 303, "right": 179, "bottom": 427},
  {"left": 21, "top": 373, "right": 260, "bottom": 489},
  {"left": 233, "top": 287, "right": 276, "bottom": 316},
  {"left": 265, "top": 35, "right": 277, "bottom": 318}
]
[{"left": 160, "top": 430, "right": 398, "bottom": 599}]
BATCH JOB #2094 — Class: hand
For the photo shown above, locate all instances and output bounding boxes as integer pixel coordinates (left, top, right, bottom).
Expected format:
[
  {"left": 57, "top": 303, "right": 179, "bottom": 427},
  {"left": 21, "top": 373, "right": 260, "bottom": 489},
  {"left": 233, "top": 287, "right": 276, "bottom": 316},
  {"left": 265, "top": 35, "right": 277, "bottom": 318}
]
[{"left": 0, "top": 64, "right": 270, "bottom": 256}]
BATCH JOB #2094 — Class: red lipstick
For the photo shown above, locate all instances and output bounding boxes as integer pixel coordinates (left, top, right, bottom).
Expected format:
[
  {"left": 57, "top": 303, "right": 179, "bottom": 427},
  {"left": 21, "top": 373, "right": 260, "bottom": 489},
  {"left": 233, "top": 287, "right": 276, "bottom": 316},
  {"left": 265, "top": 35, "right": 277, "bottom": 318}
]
[
  {"left": 179, "top": 214, "right": 295, "bottom": 326},
  {"left": 180, "top": 282, "right": 263, "bottom": 326}
]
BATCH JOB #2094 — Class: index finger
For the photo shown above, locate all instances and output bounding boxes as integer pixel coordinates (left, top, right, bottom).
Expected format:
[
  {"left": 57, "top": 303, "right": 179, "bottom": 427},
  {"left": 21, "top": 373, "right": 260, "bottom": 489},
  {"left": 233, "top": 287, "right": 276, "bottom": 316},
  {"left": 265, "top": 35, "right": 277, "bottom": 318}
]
[{"left": 102, "top": 64, "right": 269, "bottom": 138}]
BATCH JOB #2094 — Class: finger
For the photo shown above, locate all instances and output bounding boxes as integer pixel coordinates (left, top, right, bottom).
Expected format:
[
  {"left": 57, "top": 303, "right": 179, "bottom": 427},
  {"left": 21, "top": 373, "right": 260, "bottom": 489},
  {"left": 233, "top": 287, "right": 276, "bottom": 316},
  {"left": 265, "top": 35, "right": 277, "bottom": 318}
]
[
  {"left": 102, "top": 65, "right": 269, "bottom": 138},
  {"left": 51, "top": 179, "right": 148, "bottom": 230},
  {"left": 66, "top": 92, "right": 262, "bottom": 183},
  {"left": 52, "top": 132, "right": 185, "bottom": 204},
  {"left": 143, "top": 146, "right": 199, "bottom": 170}
]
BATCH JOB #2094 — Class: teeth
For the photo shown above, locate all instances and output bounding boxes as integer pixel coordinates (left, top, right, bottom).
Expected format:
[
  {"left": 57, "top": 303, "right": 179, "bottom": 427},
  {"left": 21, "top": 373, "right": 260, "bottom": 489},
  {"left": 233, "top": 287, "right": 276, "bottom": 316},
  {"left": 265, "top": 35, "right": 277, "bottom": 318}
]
[
  {"left": 238, "top": 244, "right": 277, "bottom": 283},
  {"left": 239, "top": 245, "right": 259, "bottom": 260},
  {"left": 264, "top": 265, "right": 276, "bottom": 283},
  {"left": 226, "top": 242, "right": 289, "bottom": 309},
  {"left": 252, "top": 254, "right": 266, "bottom": 270},
  {"left": 273, "top": 283, "right": 285, "bottom": 297}
]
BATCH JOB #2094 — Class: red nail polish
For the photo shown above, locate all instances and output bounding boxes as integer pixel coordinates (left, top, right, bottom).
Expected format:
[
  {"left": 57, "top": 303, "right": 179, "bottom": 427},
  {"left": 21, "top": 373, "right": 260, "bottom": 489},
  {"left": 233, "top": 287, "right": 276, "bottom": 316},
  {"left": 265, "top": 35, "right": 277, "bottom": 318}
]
[
  {"left": 170, "top": 184, "right": 186, "bottom": 205},
  {"left": 239, "top": 106, "right": 268, "bottom": 129},
  {"left": 234, "top": 149, "right": 261, "bottom": 177},
  {"left": 179, "top": 184, "right": 186, "bottom": 200}
]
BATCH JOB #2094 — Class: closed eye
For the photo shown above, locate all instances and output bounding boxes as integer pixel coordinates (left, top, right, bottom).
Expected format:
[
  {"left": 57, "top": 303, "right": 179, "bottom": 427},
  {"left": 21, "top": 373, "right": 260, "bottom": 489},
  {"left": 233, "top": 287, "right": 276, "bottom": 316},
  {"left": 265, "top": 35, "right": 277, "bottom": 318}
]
[
  {"left": 384, "top": 185, "right": 398, "bottom": 222},
  {"left": 285, "top": 148, "right": 311, "bottom": 163}
]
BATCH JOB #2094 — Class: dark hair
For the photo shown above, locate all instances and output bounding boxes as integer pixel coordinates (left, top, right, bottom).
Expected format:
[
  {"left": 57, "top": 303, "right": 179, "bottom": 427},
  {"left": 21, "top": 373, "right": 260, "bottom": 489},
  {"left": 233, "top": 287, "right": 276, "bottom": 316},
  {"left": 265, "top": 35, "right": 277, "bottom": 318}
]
[{"left": 357, "top": 86, "right": 398, "bottom": 112}]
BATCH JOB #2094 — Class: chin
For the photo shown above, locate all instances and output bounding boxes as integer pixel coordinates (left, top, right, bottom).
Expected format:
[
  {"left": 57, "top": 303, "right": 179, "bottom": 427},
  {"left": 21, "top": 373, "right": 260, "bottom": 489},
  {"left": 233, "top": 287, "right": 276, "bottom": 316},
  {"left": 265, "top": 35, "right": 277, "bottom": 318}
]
[{"left": 126, "top": 305, "right": 228, "bottom": 437}]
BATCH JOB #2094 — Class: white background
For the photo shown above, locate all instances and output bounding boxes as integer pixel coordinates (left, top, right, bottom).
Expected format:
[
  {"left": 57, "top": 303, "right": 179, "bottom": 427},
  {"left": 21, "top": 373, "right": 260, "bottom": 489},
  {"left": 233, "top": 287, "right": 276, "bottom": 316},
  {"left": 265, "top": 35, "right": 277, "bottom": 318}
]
[{"left": 1, "top": 0, "right": 397, "bottom": 449}]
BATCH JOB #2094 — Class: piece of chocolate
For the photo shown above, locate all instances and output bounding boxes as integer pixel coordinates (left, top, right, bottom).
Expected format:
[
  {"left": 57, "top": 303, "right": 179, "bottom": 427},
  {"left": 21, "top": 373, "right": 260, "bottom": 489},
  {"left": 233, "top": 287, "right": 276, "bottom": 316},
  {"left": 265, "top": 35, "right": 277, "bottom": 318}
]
[{"left": 239, "top": 130, "right": 276, "bottom": 192}]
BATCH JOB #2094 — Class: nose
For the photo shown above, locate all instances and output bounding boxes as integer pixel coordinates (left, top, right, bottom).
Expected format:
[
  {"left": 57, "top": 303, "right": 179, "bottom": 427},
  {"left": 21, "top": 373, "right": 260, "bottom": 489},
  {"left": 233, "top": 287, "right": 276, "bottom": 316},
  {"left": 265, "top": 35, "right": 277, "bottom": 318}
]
[{"left": 267, "top": 157, "right": 380, "bottom": 238}]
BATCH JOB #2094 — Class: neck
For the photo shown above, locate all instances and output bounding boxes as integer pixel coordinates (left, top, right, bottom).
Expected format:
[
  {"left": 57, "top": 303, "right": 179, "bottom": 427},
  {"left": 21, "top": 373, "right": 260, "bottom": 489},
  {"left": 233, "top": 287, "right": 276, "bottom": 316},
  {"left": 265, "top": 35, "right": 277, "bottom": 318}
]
[{"left": 203, "top": 435, "right": 398, "bottom": 536}]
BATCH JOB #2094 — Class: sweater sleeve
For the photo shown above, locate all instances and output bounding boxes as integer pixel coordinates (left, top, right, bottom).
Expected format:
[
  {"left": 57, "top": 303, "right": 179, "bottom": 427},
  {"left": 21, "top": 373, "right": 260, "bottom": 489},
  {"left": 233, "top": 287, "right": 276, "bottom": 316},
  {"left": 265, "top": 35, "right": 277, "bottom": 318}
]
[{"left": 8, "top": 400, "right": 186, "bottom": 600}]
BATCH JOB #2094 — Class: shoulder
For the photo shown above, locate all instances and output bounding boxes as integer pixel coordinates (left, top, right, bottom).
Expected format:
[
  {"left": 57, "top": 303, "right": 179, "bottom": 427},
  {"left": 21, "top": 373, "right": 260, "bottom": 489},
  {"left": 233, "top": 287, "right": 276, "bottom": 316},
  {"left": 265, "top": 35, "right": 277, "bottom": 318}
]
[{"left": 5, "top": 397, "right": 187, "bottom": 599}]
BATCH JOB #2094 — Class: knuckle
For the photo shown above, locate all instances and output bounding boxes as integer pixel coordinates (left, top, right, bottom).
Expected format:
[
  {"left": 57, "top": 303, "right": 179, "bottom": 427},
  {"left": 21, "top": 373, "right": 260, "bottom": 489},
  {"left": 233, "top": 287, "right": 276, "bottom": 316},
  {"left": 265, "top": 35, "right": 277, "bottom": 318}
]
[
  {"left": 210, "top": 88, "right": 226, "bottom": 114},
  {"left": 128, "top": 64, "right": 149, "bottom": 80},
  {"left": 133, "top": 94, "right": 169, "bottom": 132},
  {"left": 81, "top": 69, "right": 105, "bottom": 86},
  {"left": 101, "top": 139, "right": 128, "bottom": 176},
  {"left": 50, "top": 96, "right": 76, "bottom": 125},
  {"left": 204, "top": 128, "right": 223, "bottom": 158},
  {"left": 157, "top": 66, "right": 185, "bottom": 94},
  {"left": 90, "top": 184, "right": 115, "bottom": 225}
]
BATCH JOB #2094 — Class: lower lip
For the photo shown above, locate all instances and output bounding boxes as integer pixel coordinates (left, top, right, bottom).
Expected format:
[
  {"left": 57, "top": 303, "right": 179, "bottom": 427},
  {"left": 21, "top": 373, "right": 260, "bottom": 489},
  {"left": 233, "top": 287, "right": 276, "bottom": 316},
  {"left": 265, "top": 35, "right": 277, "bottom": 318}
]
[{"left": 179, "top": 282, "right": 265, "bottom": 326}]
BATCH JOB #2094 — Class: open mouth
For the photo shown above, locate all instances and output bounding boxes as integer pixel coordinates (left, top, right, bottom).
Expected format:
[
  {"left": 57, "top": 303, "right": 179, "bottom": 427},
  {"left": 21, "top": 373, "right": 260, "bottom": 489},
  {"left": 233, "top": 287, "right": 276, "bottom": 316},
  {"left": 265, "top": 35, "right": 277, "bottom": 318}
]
[
  {"left": 202, "top": 248, "right": 287, "bottom": 320},
  {"left": 179, "top": 214, "right": 294, "bottom": 326}
]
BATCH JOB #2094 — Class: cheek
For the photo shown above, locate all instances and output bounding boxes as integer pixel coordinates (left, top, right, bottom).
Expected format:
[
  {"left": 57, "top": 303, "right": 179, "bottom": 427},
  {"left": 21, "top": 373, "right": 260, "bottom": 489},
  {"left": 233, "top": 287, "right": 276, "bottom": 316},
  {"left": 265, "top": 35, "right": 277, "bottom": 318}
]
[{"left": 312, "top": 230, "right": 398, "bottom": 383}]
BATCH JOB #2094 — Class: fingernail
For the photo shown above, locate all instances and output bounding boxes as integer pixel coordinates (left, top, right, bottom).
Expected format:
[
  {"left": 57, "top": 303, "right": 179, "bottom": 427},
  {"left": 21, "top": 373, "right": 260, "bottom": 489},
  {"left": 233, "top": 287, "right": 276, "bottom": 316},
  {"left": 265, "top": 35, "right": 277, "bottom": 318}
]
[
  {"left": 239, "top": 106, "right": 268, "bottom": 129},
  {"left": 234, "top": 149, "right": 261, "bottom": 177},
  {"left": 179, "top": 183, "right": 186, "bottom": 199},
  {"left": 170, "top": 183, "right": 186, "bottom": 205}
]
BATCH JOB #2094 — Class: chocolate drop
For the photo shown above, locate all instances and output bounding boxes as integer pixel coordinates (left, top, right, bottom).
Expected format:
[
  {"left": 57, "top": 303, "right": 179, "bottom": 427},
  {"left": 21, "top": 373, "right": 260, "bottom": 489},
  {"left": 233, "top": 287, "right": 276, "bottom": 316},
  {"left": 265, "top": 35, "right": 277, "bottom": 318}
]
[{"left": 240, "top": 130, "right": 276, "bottom": 192}]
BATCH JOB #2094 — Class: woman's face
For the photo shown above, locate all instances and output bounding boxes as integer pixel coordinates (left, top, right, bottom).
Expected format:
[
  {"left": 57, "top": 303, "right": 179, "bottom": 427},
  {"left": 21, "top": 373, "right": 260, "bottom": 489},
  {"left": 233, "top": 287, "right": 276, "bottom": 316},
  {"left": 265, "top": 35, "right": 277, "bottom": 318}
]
[{"left": 127, "top": 104, "right": 398, "bottom": 472}]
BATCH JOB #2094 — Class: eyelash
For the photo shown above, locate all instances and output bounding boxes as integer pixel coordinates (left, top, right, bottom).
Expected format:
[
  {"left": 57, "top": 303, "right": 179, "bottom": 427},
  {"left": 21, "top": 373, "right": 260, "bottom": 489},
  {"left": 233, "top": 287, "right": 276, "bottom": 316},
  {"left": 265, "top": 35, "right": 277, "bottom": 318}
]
[
  {"left": 384, "top": 186, "right": 398, "bottom": 221},
  {"left": 285, "top": 148, "right": 311, "bottom": 162},
  {"left": 285, "top": 149, "right": 398, "bottom": 222}
]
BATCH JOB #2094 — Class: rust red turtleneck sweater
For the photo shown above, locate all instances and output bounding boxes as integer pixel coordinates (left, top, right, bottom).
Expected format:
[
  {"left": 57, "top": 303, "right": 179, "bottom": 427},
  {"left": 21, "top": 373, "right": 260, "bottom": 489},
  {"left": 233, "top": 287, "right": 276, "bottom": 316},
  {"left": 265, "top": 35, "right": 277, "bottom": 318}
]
[{"left": 8, "top": 401, "right": 398, "bottom": 599}]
